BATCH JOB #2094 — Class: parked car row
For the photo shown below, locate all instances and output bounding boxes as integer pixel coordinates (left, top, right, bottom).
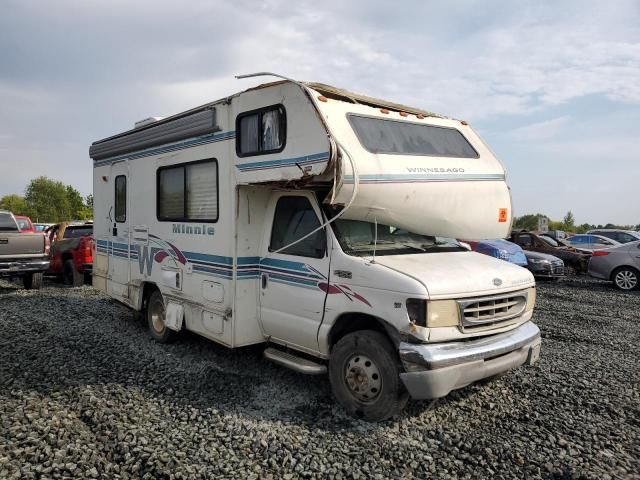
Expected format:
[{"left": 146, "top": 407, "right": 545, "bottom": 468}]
[
  {"left": 0, "top": 211, "right": 94, "bottom": 288},
  {"left": 466, "top": 229, "right": 640, "bottom": 292}
]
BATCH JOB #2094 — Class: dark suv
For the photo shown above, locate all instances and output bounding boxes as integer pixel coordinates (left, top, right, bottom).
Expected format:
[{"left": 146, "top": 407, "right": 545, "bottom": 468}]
[{"left": 510, "top": 230, "right": 590, "bottom": 274}]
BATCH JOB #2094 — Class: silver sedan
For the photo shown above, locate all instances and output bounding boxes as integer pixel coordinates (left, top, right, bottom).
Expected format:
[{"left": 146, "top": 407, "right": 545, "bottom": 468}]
[{"left": 588, "top": 241, "right": 640, "bottom": 291}]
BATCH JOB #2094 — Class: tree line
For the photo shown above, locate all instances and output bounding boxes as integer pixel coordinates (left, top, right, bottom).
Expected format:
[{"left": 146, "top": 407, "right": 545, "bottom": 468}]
[
  {"left": 0, "top": 177, "right": 93, "bottom": 223},
  {"left": 513, "top": 211, "right": 640, "bottom": 233}
]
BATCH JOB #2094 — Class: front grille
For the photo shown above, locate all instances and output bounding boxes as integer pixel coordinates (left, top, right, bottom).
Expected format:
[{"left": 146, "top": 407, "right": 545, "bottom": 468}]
[
  {"left": 457, "top": 291, "right": 528, "bottom": 332},
  {"left": 551, "top": 261, "right": 564, "bottom": 275}
]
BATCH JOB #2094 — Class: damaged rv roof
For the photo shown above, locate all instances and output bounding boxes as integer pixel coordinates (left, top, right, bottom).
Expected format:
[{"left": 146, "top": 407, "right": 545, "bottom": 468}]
[
  {"left": 91, "top": 78, "right": 444, "bottom": 150},
  {"left": 304, "top": 82, "right": 443, "bottom": 119}
]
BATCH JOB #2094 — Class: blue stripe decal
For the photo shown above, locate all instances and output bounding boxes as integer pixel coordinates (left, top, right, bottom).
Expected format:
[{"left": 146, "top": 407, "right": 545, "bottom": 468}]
[
  {"left": 97, "top": 240, "right": 325, "bottom": 286},
  {"left": 343, "top": 173, "right": 505, "bottom": 183},
  {"left": 236, "top": 152, "right": 330, "bottom": 172}
]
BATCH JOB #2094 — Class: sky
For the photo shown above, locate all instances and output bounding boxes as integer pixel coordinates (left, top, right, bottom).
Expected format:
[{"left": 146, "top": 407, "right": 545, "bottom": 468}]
[{"left": 0, "top": 0, "right": 638, "bottom": 225}]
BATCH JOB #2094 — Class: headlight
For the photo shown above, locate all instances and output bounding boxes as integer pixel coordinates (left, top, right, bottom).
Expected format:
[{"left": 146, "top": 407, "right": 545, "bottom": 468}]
[
  {"left": 528, "top": 258, "right": 549, "bottom": 265},
  {"left": 426, "top": 300, "right": 459, "bottom": 327}
]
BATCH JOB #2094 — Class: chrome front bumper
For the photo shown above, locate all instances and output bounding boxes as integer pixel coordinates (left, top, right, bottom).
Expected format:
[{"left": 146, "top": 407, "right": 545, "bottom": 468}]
[
  {"left": 399, "top": 321, "right": 541, "bottom": 399},
  {"left": 0, "top": 259, "right": 50, "bottom": 276}
]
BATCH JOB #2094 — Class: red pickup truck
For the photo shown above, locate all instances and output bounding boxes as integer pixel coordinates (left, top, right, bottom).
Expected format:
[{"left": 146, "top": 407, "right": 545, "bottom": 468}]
[{"left": 46, "top": 223, "right": 93, "bottom": 286}]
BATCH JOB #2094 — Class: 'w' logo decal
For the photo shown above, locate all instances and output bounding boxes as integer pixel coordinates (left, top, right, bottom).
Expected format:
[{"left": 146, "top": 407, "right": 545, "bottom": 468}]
[{"left": 138, "top": 245, "right": 155, "bottom": 276}]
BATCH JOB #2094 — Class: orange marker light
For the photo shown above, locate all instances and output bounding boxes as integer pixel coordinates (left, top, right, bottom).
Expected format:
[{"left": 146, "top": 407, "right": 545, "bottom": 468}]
[
  {"left": 380, "top": 108, "right": 389, "bottom": 114},
  {"left": 399, "top": 112, "right": 408, "bottom": 117},
  {"left": 416, "top": 114, "right": 425, "bottom": 119},
  {"left": 317, "top": 95, "right": 328, "bottom": 102},
  {"left": 460, "top": 120, "right": 468, "bottom": 125}
]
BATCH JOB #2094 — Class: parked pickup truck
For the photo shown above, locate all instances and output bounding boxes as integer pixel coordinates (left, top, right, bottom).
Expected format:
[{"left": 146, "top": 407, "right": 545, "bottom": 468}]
[
  {"left": 0, "top": 210, "right": 50, "bottom": 289},
  {"left": 46, "top": 223, "right": 93, "bottom": 286}
]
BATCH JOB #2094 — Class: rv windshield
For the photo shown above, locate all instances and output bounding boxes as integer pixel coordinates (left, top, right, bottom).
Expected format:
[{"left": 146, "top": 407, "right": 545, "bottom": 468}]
[{"left": 331, "top": 219, "right": 466, "bottom": 257}]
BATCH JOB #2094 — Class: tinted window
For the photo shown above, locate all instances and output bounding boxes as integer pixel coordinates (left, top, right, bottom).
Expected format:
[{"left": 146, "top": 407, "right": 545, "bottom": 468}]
[
  {"left": 349, "top": 115, "right": 478, "bottom": 158},
  {"left": 517, "top": 235, "right": 533, "bottom": 247},
  {"left": 619, "top": 233, "right": 638, "bottom": 243},
  {"left": 63, "top": 226, "right": 93, "bottom": 238},
  {"left": 0, "top": 213, "right": 18, "bottom": 232},
  {"left": 270, "top": 197, "right": 324, "bottom": 258},
  {"left": 115, "top": 175, "right": 126, "bottom": 223},
  {"left": 237, "top": 105, "right": 286, "bottom": 157},
  {"left": 158, "top": 160, "right": 218, "bottom": 222},
  {"left": 16, "top": 219, "right": 30, "bottom": 230}
]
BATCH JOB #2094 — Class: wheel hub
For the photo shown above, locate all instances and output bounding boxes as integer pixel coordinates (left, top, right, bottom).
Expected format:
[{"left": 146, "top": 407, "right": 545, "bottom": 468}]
[
  {"left": 615, "top": 270, "right": 637, "bottom": 290},
  {"left": 150, "top": 300, "right": 166, "bottom": 333},
  {"left": 345, "top": 354, "right": 381, "bottom": 403}
]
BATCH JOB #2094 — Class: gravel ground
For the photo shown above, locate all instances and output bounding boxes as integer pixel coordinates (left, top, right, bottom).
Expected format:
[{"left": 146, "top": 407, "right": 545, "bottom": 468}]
[{"left": 0, "top": 277, "right": 638, "bottom": 479}]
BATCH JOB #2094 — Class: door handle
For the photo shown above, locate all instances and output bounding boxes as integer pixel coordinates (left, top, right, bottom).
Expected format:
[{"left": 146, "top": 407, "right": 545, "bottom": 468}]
[{"left": 261, "top": 273, "right": 268, "bottom": 289}]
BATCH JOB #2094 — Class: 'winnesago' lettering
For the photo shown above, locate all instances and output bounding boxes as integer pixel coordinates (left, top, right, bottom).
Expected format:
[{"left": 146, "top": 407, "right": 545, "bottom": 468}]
[
  {"left": 406, "top": 167, "right": 465, "bottom": 173},
  {"left": 172, "top": 224, "right": 215, "bottom": 236}
]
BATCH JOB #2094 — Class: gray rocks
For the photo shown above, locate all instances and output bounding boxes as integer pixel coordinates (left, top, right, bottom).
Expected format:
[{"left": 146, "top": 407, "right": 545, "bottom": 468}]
[{"left": 0, "top": 277, "right": 638, "bottom": 479}]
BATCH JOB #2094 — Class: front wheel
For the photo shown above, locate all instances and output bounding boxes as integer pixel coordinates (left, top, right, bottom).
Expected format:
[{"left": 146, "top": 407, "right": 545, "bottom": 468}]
[
  {"left": 612, "top": 267, "right": 639, "bottom": 291},
  {"left": 329, "top": 330, "right": 408, "bottom": 421},
  {"left": 146, "top": 290, "right": 177, "bottom": 343},
  {"left": 23, "top": 272, "right": 43, "bottom": 290}
]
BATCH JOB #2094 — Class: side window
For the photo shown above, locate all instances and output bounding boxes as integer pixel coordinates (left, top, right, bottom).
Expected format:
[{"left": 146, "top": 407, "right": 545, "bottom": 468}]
[
  {"left": 519, "top": 235, "right": 532, "bottom": 248},
  {"left": 115, "top": 175, "right": 126, "bottom": 223},
  {"left": 157, "top": 160, "right": 218, "bottom": 222},
  {"left": 236, "top": 105, "right": 286, "bottom": 157},
  {"left": 270, "top": 196, "right": 325, "bottom": 258}
]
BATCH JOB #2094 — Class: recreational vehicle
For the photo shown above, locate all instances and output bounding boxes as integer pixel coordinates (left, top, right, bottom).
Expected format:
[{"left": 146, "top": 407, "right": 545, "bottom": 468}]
[{"left": 90, "top": 73, "right": 540, "bottom": 421}]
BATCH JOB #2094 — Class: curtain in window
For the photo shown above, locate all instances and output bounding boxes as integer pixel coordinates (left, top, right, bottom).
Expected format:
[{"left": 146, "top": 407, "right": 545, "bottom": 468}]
[
  {"left": 262, "top": 110, "right": 281, "bottom": 151},
  {"left": 186, "top": 162, "right": 217, "bottom": 219},
  {"left": 159, "top": 168, "right": 185, "bottom": 218},
  {"left": 240, "top": 114, "right": 260, "bottom": 154}
]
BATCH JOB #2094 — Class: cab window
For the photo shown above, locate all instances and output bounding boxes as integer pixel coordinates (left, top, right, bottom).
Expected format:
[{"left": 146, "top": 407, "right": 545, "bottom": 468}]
[{"left": 270, "top": 196, "right": 325, "bottom": 258}]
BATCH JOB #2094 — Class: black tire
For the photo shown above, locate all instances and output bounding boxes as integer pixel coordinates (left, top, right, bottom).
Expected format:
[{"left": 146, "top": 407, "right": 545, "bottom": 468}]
[
  {"left": 329, "top": 330, "right": 408, "bottom": 421},
  {"left": 63, "top": 259, "right": 84, "bottom": 287},
  {"left": 611, "top": 266, "right": 639, "bottom": 291},
  {"left": 146, "top": 290, "right": 176, "bottom": 343},
  {"left": 23, "top": 272, "right": 43, "bottom": 290}
]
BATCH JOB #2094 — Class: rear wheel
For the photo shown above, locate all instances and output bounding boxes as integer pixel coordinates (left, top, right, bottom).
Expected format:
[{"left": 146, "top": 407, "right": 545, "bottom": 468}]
[
  {"left": 329, "top": 330, "right": 408, "bottom": 421},
  {"left": 612, "top": 267, "right": 639, "bottom": 291},
  {"left": 146, "top": 290, "right": 176, "bottom": 343},
  {"left": 23, "top": 272, "right": 43, "bottom": 290},
  {"left": 63, "top": 259, "right": 84, "bottom": 287}
]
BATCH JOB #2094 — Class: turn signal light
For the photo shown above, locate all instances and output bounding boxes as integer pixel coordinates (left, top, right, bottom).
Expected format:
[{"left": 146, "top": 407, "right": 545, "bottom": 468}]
[{"left": 592, "top": 251, "right": 610, "bottom": 256}]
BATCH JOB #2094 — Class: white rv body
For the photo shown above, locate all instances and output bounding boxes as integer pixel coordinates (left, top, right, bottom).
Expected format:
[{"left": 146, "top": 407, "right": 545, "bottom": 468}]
[{"left": 90, "top": 77, "right": 540, "bottom": 420}]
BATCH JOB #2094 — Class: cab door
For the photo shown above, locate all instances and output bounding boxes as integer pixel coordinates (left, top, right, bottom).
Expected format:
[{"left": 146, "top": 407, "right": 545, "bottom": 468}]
[
  {"left": 107, "top": 163, "right": 130, "bottom": 299},
  {"left": 259, "top": 192, "right": 330, "bottom": 353}
]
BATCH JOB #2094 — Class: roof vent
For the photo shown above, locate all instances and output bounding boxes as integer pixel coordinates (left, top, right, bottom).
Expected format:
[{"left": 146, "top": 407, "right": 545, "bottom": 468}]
[{"left": 134, "top": 117, "right": 164, "bottom": 129}]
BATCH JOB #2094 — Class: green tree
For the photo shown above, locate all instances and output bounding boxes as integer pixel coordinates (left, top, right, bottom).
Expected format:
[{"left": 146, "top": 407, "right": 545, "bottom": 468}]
[
  {"left": 576, "top": 223, "right": 593, "bottom": 234},
  {"left": 513, "top": 213, "right": 546, "bottom": 231},
  {"left": 24, "top": 177, "right": 72, "bottom": 222},
  {"left": 563, "top": 211, "right": 576, "bottom": 231},
  {"left": 0, "top": 194, "right": 27, "bottom": 215}
]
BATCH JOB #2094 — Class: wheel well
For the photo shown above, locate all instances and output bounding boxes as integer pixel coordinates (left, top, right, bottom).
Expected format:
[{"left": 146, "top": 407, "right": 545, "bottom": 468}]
[
  {"left": 610, "top": 265, "right": 639, "bottom": 281},
  {"left": 140, "top": 282, "right": 159, "bottom": 311},
  {"left": 328, "top": 313, "right": 399, "bottom": 351}
]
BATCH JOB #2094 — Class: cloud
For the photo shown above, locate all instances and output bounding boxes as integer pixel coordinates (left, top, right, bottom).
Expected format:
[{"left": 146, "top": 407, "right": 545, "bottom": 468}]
[
  {"left": 510, "top": 116, "right": 572, "bottom": 142},
  {"left": 0, "top": 0, "right": 639, "bottom": 223}
]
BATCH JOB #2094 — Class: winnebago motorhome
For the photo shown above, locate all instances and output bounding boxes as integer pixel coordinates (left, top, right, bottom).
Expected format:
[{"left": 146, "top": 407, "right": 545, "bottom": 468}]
[{"left": 90, "top": 73, "right": 540, "bottom": 421}]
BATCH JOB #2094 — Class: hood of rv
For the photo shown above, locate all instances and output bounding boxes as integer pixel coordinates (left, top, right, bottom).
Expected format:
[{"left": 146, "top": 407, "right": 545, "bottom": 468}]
[{"left": 373, "top": 251, "right": 534, "bottom": 299}]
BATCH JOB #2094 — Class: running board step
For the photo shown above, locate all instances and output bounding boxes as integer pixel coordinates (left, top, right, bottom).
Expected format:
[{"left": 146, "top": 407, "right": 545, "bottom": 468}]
[{"left": 264, "top": 347, "right": 327, "bottom": 375}]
